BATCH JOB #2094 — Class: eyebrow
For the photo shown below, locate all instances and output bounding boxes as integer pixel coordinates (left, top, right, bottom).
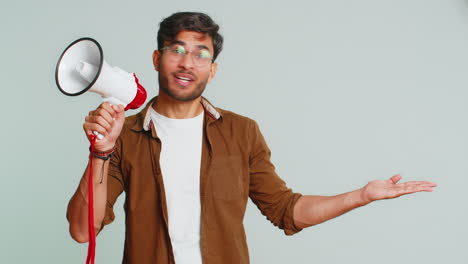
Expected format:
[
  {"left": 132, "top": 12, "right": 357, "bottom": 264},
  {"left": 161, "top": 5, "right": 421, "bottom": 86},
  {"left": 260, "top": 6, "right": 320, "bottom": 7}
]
[{"left": 170, "top": 39, "right": 211, "bottom": 51}]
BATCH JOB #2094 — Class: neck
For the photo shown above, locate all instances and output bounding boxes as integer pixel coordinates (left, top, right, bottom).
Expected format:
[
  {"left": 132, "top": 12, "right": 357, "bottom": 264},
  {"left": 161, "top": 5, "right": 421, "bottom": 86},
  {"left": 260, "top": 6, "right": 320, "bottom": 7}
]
[{"left": 152, "top": 91, "right": 204, "bottom": 119}]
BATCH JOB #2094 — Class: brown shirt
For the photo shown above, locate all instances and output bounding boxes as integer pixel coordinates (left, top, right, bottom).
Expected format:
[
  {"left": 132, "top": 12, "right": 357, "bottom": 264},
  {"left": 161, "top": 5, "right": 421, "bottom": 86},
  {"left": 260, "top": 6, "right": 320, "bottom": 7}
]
[{"left": 102, "top": 96, "right": 303, "bottom": 264}]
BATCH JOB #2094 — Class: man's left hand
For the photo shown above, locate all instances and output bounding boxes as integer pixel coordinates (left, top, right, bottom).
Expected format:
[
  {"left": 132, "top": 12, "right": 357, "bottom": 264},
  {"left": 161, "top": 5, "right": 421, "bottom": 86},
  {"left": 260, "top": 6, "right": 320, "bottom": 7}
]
[{"left": 360, "top": 174, "right": 437, "bottom": 204}]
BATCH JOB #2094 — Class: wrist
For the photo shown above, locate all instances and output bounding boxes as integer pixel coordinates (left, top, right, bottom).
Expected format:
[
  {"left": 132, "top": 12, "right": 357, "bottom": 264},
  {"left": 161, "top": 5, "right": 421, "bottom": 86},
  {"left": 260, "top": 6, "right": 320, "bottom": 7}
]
[
  {"left": 356, "top": 187, "right": 372, "bottom": 206},
  {"left": 93, "top": 145, "right": 115, "bottom": 153},
  {"left": 89, "top": 146, "right": 115, "bottom": 161}
]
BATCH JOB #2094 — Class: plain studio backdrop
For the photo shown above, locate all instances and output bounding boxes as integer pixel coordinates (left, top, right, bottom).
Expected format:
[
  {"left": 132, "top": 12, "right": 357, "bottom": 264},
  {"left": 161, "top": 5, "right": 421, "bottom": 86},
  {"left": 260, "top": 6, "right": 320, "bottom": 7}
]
[{"left": 1, "top": 0, "right": 467, "bottom": 263}]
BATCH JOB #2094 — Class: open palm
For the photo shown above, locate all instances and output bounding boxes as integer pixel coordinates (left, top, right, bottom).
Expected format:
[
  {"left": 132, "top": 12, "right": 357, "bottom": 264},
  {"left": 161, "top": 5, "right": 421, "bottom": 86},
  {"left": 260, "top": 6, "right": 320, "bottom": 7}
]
[{"left": 361, "top": 174, "right": 437, "bottom": 203}]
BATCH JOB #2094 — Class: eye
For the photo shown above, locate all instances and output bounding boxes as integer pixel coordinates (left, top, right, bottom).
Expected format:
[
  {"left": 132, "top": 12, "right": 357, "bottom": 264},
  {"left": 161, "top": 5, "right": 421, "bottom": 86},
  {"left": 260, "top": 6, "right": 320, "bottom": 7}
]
[
  {"left": 172, "top": 45, "right": 186, "bottom": 54},
  {"left": 196, "top": 49, "right": 211, "bottom": 59}
]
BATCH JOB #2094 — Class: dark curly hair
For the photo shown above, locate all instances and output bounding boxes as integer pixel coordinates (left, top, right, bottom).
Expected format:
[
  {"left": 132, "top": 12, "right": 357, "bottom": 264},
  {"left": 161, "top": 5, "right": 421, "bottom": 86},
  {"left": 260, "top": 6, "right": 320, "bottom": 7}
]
[{"left": 157, "top": 12, "right": 224, "bottom": 61}]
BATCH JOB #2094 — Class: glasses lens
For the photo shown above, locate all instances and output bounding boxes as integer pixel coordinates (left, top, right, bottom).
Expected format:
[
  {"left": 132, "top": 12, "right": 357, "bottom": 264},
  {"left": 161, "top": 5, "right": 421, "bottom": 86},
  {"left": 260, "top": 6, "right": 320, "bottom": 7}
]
[
  {"left": 193, "top": 49, "right": 212, "bottom": 67},
  {"left": 164, "top": 44, "right": 212, "bottom": 67},
  {"left": 174, "top": 45, "right": 186, "bottom": 54}
]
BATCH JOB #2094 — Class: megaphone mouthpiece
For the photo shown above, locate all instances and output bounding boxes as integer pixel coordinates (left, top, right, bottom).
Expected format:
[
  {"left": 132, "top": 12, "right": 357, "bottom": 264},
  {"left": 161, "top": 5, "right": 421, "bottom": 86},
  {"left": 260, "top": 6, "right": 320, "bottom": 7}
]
[{"left": 75, "top": 61, "right": 99, "bottom": 83}]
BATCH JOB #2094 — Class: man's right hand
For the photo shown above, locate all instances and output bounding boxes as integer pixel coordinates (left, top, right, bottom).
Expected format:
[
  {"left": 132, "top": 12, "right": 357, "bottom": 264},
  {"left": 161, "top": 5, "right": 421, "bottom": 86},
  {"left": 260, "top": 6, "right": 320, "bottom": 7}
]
[{"left": 83, "top": 102, "right": 125, "bottom": 151}]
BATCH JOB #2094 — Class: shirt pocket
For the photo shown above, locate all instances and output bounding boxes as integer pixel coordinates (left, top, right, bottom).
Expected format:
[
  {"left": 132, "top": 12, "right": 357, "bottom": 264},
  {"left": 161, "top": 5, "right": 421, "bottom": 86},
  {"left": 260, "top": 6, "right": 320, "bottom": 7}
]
[{"left": 210, "top": 155, "right": 244, "bottom": 200}]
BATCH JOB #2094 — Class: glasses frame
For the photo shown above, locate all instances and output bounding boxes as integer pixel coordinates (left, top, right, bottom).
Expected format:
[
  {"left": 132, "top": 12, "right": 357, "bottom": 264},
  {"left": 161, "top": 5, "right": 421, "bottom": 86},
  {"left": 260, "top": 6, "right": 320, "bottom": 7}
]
[{"left": 160, "top": 44, "right": 214, "bottom": 67}]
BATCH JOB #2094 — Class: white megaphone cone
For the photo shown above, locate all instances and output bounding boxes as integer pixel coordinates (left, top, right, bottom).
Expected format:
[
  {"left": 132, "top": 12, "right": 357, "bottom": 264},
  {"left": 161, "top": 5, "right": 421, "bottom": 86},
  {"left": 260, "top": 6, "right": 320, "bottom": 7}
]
[{"left": 55, "top": 37, "right": 147, "bottom": 138}]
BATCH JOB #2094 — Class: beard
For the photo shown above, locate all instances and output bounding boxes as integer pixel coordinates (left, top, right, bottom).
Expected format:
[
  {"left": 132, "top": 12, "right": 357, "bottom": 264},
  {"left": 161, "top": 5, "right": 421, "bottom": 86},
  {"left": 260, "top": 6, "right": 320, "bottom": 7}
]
[{"left": 158, "top": 71, "right": 209, "bottom": 102}]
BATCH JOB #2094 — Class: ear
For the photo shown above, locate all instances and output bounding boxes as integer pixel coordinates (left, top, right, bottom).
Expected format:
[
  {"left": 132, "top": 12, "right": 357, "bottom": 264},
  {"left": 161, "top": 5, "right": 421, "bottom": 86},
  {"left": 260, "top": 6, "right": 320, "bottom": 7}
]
[
  {"left": 152, "top": 50, "right": 161, "bottom": 72},
  {"left": 208, "top": 62, "right": 218, "bottom": 83}
]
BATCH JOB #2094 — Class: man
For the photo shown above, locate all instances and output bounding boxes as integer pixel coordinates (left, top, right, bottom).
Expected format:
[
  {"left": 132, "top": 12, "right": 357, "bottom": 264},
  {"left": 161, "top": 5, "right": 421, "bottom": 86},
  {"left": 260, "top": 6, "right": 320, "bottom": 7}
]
[{"left": 66, "top": 12, "right": 437, "bottom": 264}]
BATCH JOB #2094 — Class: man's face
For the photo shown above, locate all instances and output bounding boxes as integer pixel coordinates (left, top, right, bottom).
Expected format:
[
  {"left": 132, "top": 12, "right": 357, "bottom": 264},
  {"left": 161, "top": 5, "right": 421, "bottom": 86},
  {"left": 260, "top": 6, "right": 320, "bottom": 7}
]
[{"left": 153, "top": 30, "right": 218, "bottom": 102}]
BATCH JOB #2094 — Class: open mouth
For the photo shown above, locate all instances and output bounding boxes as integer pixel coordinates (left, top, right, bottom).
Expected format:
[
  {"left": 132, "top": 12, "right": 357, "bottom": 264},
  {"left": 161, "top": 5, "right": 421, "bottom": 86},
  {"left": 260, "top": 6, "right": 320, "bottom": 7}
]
[{"left": 174, "top": 73, "right": 195, "bottom": 87}]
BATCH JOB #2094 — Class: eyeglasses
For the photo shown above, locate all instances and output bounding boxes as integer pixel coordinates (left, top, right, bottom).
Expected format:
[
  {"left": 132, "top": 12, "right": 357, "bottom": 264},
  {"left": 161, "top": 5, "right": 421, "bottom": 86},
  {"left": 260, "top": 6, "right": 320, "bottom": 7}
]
[{"left": 160, "top": 44, "right": 213, "bottom": 67}]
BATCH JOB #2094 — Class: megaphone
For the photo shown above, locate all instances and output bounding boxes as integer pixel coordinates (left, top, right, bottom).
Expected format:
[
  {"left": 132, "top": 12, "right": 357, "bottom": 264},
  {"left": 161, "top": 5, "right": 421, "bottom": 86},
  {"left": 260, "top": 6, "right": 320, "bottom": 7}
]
[
  {"left": 55, "top": 37, "right": 147, "bottom": 111},
  {"left": 55, "top": 37, "right": 147, "bottom": 264}
]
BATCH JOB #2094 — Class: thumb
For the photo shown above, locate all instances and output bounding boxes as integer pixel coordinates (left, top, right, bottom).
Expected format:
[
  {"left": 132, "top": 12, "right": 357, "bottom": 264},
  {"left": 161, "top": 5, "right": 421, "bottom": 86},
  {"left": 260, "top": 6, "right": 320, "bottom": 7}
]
[
  {"left": 112, "top": 105, "right": 126, "bottom": 120},
  {"left": 388, "top": 174, "right": 402, "bottom": 184},
  {"left": 112, "top": 104, "right": 125, "bottom": 113}
]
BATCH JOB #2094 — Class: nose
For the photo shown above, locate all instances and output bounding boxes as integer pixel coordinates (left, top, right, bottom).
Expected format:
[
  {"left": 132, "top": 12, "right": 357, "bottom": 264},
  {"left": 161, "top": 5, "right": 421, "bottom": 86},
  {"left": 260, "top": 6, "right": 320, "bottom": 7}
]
[{"left": 178, "top": 53, "right": 195, "bottom": 70}]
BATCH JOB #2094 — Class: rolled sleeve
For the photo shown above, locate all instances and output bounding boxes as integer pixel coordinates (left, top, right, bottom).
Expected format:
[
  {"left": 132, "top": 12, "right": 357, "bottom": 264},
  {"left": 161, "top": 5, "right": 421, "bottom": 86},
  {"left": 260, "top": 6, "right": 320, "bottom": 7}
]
[
  {"left": 100, "top": 138, "right": 125, "bottom": 230},
  {"left": 248, "top": 120, "right": 303, "bottom": 235}
]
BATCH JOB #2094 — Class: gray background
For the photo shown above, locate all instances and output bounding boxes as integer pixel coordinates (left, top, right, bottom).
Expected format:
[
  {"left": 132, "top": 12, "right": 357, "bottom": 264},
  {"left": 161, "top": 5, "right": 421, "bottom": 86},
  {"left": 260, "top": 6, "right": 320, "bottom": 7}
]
[{"left": 2, "top": 0, "right": 467, "bottom": 263}]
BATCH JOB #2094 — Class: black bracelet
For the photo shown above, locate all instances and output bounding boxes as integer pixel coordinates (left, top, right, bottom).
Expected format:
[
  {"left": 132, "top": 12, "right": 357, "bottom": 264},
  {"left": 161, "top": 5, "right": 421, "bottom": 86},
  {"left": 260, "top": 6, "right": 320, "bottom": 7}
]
[{"left": 92, "top": 152, "right": 115, "bottom": 161}]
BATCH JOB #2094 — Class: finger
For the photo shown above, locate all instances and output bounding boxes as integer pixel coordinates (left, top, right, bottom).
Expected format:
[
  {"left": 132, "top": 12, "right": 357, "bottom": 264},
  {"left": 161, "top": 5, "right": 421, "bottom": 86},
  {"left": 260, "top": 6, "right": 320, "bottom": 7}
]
[
  {"left": 397, "top": 188, "right": 434, "bottom": 197},
  {"left": 396, "top": 185, "right": 435, "bottom": 196},
  {"left": 84, "top": 122, "right": 109, "bottom": 137},
  {"left": 93, "top": 108, "right": 115, "bottom": 125},
  {"left": 397, "top": 181, "right": 438, "bottom": 188},
  {"left": 83, "top": 123, "right": 94, "bottom": 136},
  {"left": 388, "top": 174, "right": 402, "bottom": 184},
  {"left": 85, "top": 115, "right": 113, "bottom": 132},
  {"left": 112, "top": 104, "right": 125, "bottom": 113},
  {"left": 112, "top": 105, "right": 126, "bottom": 122},
  {"left": 100, "top": 102, "right": 118, "bottom": 118}
]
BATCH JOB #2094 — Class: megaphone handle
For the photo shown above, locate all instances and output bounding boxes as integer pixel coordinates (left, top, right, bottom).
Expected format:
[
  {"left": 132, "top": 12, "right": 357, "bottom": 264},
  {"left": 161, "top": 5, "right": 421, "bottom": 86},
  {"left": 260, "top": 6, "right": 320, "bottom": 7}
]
[{"left": 102, "top": 97, "right": 126, "bottom": 106}]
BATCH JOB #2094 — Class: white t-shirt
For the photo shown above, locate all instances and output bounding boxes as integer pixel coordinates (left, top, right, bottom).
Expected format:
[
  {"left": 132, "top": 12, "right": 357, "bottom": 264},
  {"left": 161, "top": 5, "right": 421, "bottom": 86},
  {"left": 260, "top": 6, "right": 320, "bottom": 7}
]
[{"left": 150, "top": 108, "right": 204, "bottom": 264}]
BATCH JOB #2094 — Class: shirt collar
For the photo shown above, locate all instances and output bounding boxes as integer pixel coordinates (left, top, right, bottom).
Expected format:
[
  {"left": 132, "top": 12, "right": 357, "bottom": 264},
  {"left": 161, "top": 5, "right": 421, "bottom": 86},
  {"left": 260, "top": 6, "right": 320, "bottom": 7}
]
[{"left": 141, "top": 96, "right": 221, "bottom": 131}]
